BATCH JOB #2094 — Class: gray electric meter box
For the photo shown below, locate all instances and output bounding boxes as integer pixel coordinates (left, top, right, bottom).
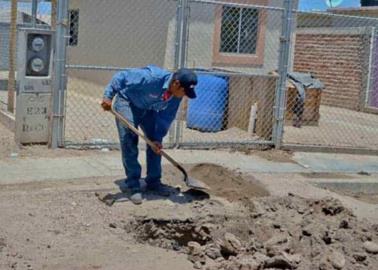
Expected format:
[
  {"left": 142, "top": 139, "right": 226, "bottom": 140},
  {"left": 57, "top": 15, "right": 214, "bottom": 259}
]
[{"left": 15, "top": 28, "right": 54, "bottom": 144}]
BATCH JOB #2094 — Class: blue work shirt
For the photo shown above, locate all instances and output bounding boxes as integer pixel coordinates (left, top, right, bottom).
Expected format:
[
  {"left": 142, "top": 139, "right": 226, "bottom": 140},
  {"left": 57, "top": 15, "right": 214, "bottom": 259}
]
[{"left": 103, "top": 65, "right": 182, "bottom": 141}]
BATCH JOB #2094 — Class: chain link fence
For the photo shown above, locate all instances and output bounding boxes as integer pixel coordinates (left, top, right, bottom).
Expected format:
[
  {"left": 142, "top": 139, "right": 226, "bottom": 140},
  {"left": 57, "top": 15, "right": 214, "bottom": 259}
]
[
  {"left": 62, "top": 0, "right": 378, "bottom": 152},
  {"left": 175, "top": 0, "right": 287, "bottom": 148},
  {"left": 64, "top": 0, "right": 178, "bottom": 147},
  {"left": 283, "top": 10, "right": 378, "bottom": 152},
  {"left": 63, "top": 0, "right": 291, "bottom": 149},
  {"left": 2, "top": 0, "right": 378, "bottom": 153}
]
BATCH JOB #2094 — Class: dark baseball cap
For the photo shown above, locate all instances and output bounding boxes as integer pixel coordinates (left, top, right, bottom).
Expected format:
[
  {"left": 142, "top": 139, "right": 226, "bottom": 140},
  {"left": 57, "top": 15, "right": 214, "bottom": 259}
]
[{"left": 174, "top": 68, "right": 198, "bottom": 99}]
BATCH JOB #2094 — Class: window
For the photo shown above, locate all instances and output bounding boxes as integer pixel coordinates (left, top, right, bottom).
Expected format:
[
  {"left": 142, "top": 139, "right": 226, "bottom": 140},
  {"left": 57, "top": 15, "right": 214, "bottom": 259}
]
[
  {"left": 212, "top": 1, "right": 267, "bottom": 66},
  {"left": 220, "top": 7, "right": 259, "bottom": 54},
  {"left": 68, "top": 9, "right": 79, "bottom": 46}
]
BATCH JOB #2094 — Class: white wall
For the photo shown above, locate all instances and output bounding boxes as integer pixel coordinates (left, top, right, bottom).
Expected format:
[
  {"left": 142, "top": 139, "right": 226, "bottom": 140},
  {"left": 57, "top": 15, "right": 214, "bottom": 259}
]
[{"left": 67, "top": 0, "right": 298, "bottom": 84}]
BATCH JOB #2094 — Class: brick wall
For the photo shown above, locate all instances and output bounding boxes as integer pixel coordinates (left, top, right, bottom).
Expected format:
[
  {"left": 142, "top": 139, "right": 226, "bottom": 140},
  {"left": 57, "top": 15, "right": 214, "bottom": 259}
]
[{"left": 293, "top": 33, "right": 366, "bottom": 111}]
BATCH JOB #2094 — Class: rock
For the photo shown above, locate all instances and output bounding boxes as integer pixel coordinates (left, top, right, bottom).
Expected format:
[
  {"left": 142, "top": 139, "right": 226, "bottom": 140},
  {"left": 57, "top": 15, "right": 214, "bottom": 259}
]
[
  {"left": 282, "top": 252, "right": 302, "bottom": 265},
  {"left": 363, "top": 241, "right": 378, "bottom": 254},
  {"left": 252, "top": 252, "right": 269, "bottom": 265},
  {"left": 319, "top": 260, "right": 333, "bottom": 270},
  {"left": 264, "top": 233, "right": 288, "bottom": 246},
  {"left": 322, "top": 231, "right": 333, "bottom": 245},
  {"left": 225, "top": 233, "right": 242, "bottom": 249},
  {"left": 201, "top": 223, "right": 217, "bottom": 233},
  {"left": 358, "top": 171, "right": 371, "bottom": 176},
  {"left": 193, "top": 261, "right": 202, "bottom": 269},
  {"left": 339, "top": 220, "right": 350, "bottom": 229},
  {"left": 188, "top": 241, "right": 206, "bottom": 264},
  {"left": 219, "top": 233, "right": 243, "bottom": 256},
  {"left": 109, "top": 223, "right": 117, "bottom": 229},
  {"left": 320, "top": 198, "right": 346, "bottom": 216},
  {"left": 205, "top": 244, "right": 222, "bottom": 259},
  {"left": 264, "top": 255, "right": 292, "bottom": 269},
  {"left": 328, "top": 251, "right": 345, "bottom": 270},
  {"left": 353, "top": 253, "right": 367, "bottom": 262},
  {"left": 264, "top": 233, "right": 290, "bottom": 257},
  {"left": 265, "top": 245, "right": 282, "bottom": 257},
  {"left": 188, "top": 241, "right": 204, "bottom": 255},
  {"left": 238, "top": 255, "right": 260, "bottom": 270}
]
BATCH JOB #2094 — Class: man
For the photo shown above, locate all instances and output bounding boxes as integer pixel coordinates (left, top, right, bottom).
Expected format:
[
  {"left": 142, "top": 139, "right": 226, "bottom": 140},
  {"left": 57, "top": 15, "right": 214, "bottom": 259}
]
[{"left": 101, "top": 65, "right": 198, "bottom": 205}]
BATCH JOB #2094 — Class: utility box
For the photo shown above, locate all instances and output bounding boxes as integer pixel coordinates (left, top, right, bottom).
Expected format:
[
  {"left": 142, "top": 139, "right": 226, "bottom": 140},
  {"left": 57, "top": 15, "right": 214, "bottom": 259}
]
[{"left": 15, "top": 28, "right": 54, "bottom": 144}]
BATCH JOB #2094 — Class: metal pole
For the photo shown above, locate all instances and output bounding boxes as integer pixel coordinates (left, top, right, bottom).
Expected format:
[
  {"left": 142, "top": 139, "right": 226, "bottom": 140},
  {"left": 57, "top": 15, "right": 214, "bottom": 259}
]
[
  {"left": 50, "top": 0, "right": 68, "bottom": 148},
  {"left": 51, "top": 0, "right": 57, "bottom": 30},
  {"left": 174, "top": 0, "right": 189, "bottom": 147},
  {"left": 32, "top": 0, "right": 38, "bottom": 27},
  {"left": 272, "top": 0, "right": 295, "bottom": 149},
  {"left": 7, "top": 0, "right": 17, "bottom": 113},
  {"left": 365, "top": 27, "right": 375, "bottom": 107}
]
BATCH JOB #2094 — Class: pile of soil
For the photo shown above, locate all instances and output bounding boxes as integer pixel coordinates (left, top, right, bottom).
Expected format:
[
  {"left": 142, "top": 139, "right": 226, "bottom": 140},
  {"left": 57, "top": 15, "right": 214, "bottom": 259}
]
[
  {"left": 189, "top": 163, "right": 269, "bottom": 209},
  {"left": 127, "top": 194, "right": 378, "bottom": 270}
]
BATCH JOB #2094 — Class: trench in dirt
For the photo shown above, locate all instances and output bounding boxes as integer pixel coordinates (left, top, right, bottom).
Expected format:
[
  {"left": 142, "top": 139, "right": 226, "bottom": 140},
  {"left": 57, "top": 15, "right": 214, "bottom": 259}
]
[{"left": 122, "top": 164, "right": 378, "bottom": 270}]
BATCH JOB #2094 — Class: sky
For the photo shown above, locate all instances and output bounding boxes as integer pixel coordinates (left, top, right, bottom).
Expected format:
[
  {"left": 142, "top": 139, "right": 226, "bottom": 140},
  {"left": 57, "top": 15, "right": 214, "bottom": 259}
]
[
  {"left": 299, "top": 0, "right": 361, "bottom": 11},
  {"left": 0, "top": 0, "right": 365, "bottom": 13}
]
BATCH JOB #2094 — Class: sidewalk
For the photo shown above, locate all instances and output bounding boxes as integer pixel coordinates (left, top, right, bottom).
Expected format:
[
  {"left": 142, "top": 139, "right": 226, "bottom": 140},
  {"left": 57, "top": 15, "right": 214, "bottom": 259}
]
[{"left": 1, "top": 149, "right": 377, "bottom": 185}]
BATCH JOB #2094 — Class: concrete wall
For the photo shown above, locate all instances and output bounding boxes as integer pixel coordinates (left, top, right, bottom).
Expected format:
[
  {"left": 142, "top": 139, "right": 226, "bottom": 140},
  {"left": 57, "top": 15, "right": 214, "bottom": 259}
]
[
  {"left": 0, "top": 24, "right": 10, "bottom": 71},
  {"left": 67, "top": 0, "right": 177, "bottom": 85},
  {"left": 168, "top": 0, "right": 292, "bottom": 75},
  {"left": 67, "top": 0, "right": 298, "bottom": 85}
]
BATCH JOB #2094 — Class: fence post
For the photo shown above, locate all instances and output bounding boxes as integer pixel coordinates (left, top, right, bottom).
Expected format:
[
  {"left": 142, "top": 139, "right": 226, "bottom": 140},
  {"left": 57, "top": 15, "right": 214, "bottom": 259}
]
[
  {"left": 174, "top": 0, "right": 189, "bottom": 147},
  {"left": 272, "top": 0, "right": 295, "bottom": 149},
  {"left": 50, "top": 0, "right": 68, "bottom": 148},
  {"left": 7, "top": 0, "right": 17, "bottom": 113},
  {"left": 31, "top": 0, "right": 38, "bottom": 27}
]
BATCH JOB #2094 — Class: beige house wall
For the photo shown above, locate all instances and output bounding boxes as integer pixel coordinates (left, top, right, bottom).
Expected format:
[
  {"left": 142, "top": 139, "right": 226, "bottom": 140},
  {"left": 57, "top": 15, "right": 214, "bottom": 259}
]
[
  {"left": 67, "top": 0, "right": 298, "bottom": 85},
  {"left": 67, "top": 0, "right": 176, "bottom": 85}
]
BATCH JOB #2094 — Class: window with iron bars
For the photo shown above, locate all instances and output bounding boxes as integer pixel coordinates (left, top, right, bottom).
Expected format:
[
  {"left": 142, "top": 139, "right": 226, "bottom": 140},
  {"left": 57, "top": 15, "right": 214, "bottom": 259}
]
[
  {"left": 220, "top": 6, "right": 259, "bottom": 55},
  {"left": 68, "top": 9, "right": 79, "bottom": 46}
]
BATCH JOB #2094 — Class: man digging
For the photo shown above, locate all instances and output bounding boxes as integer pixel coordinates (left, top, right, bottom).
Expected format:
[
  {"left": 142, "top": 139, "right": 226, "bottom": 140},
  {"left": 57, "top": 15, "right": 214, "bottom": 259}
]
[{"left": 101, "top": 65, "right": 198, "bottom": 205}]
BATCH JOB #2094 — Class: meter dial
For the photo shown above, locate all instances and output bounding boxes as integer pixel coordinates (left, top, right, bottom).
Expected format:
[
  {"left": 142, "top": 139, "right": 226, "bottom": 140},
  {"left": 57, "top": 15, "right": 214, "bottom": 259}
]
[
  {"left": 30, "top": 57, "right": 45, "bottom": 73},
  {"left": 31, "top": 37, "right": 45, "bottom": 52}
]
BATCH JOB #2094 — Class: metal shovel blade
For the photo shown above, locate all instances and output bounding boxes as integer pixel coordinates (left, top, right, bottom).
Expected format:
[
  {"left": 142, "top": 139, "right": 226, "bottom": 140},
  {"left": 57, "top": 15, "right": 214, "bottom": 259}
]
[{"left": 185, "top": 176, "right": 210, "bottom": 191}]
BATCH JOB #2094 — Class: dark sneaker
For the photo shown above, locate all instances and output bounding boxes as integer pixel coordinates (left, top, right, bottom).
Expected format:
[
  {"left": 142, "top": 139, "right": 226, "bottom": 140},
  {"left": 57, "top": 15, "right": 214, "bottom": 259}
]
[
  {"left": 129, "top": 190, "right": 143, "bottom": 205},
  {"left": 146, "top": 183, "right": 172, "bottom": 197},
  {"left": 119, "top": 179, "right": 146, "bottom": 193}
]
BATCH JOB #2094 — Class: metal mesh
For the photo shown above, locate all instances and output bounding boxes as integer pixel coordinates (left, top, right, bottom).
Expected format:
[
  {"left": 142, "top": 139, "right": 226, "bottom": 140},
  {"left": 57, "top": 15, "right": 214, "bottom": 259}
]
[
  {"left": 176, "top": 0, "right": 285, "bottom": 147},
  {"left": 283, "top": 10, "right": 378, "bottom": 151},
  {"left": 64, "top": 0, "right": 178, "bottom": 147},
  {"left": 61, "top": 0, "right": 378, "bottom": 153}
]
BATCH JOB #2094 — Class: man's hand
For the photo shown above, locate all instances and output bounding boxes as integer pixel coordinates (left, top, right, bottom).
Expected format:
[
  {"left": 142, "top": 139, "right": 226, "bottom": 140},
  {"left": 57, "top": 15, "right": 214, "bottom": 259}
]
[
  {"left": 152, "top": 141, "right": 162, "bottom": 155},
  {"left": 100, "top": 98, "right": 112, "bottom": 111}
]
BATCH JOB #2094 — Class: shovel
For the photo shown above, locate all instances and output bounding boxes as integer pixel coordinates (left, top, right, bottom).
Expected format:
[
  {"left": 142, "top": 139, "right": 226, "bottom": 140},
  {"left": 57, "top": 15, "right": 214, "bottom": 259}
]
[{"left": 110, "top": 102, "right": 210, "bottom": 192}]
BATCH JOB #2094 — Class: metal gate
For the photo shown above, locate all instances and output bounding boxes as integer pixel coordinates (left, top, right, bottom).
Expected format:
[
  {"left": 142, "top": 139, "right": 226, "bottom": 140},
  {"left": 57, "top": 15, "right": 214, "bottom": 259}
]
[
  {"left": 59, "top": 0, "right": 291, "bottom": 150},
  {"left": 48, "top": 0, "right": 378, "bottom": 153}
]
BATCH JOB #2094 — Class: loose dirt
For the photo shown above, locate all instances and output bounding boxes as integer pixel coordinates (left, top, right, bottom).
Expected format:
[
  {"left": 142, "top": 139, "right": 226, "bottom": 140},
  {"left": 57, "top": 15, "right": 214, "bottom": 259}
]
[
  {"left": 1, "top": 163, "right": 377, "bottom": 270},
  {"left": 189, "top": 163, "right": 269, "bottom": 205}
]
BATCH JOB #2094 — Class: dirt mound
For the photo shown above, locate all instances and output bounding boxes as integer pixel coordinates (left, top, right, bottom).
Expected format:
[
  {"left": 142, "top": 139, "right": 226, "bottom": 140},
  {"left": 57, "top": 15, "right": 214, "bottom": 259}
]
[
  {"left": 127, "top": 195, "right": 378, "bottom": 270},
  {"left": 189, "top": 163, "right": 269, "bottom": 205}
]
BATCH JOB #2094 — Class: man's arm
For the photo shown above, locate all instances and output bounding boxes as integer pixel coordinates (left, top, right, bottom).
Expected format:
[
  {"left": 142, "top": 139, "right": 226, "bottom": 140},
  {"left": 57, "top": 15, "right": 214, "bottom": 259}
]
[{"left": 101, "top": 68, "right": 146, "bottom": 111}]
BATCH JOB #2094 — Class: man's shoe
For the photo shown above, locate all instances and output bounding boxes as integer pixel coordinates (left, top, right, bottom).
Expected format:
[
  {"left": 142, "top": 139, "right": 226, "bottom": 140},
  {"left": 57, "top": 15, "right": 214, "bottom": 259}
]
[
  {"left": 130, "top": 191, "right": 143, "bottom": 205},
  {"left": 119, "top": 179, "right": 146, "bottom": 193},
  {"left": 146, "top": 184, "right": 172, "bottom": 197}
]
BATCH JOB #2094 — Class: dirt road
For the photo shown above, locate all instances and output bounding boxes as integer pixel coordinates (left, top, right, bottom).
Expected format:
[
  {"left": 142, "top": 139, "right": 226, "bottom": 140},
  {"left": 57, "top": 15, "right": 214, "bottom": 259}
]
[{"left": 1, "top": 164, "right": 377, "bottom": 270}]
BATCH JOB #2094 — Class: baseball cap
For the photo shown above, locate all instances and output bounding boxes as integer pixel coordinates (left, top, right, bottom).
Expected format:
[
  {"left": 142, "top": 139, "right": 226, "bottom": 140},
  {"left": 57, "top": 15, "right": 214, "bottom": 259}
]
[{"left": 174, "top": 68, "right": 198, "bottom": 99}]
